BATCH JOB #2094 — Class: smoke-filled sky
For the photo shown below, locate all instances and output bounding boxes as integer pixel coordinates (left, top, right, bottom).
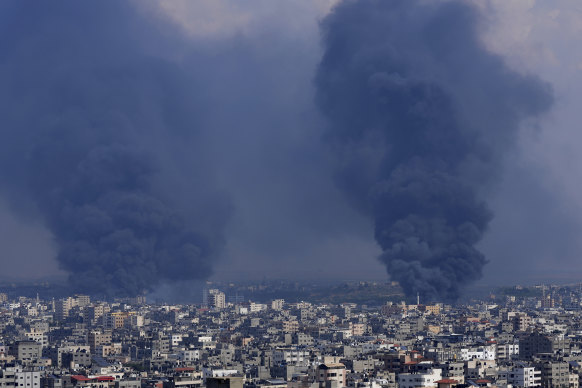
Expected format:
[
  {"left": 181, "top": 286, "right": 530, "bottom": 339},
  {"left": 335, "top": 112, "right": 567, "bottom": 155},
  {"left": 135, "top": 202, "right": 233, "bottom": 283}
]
[
  {"left": 1, "top": 0, "right": 582, "bottom": 296},
  {"left": 315, "top": 0, "right": 554, "bottom": 301}
]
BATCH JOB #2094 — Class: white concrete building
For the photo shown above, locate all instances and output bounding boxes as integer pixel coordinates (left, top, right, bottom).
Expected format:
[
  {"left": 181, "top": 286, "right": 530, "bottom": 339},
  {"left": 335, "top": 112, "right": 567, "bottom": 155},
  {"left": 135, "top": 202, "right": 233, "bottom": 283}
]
[
  {"left": 202, "top": 368, "right": 239, "bottom": 381},
  {"left": 207, "top": 290, "right": 226, "bottom": 309},
  {"left": 178, "top": 350, "right": 201, "bottom": 362},
  {"left": 250, "top": 302, "right": 267, "bottom": 313},
  {"left": 271, "top": 299, "right": 285, "bottom": 311},
  {"left": 460, "top": 344, "right": 496, "bottom": 361},
  {"left": 273, "top": 349, "right": 310, "bottom": 365},
  {"left": 25, "top": 331, "right": 48, "bottom": 348},
  {"left": 496, "top": 343, "right": 519, "bottom": 360},
  {"left": 0, "top": 367, "right": 41, "bottom": 388},
  {"left": 398, "top": 369, "right": 442, "bottom": 388},
  {"left": 171, "top": 334, "right": 183, "bottom": 348},
  {"left": 506, "top": 366, "right": 541, "bottom": 387}
]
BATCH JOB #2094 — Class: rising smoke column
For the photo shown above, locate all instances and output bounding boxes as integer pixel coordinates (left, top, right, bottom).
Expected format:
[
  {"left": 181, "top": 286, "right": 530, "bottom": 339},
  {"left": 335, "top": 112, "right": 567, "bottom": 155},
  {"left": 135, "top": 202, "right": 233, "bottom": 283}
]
[
  {"left": 0, "top": 2, "right": 226, "bottom": 296},
  {"left": 315, "top": 0, "right": 553, "bottom": 301}
]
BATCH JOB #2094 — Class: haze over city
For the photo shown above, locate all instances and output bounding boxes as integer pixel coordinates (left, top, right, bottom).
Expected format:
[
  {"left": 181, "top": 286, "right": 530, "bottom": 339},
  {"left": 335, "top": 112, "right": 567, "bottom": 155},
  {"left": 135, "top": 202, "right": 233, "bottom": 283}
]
[{"left": 1, "top": 0, "right": 582, "bottom": 301}]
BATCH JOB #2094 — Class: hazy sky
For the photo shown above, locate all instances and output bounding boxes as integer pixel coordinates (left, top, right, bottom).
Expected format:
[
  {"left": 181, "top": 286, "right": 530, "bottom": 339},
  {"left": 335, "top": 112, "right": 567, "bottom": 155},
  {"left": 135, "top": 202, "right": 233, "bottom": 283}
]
[{"left": 1, "top": 0, "right": 581, "bottom": 292}]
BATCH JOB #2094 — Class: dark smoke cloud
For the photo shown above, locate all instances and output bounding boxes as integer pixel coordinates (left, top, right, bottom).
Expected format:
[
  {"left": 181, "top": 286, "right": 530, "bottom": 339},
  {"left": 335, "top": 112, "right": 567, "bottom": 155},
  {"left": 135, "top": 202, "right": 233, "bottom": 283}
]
[
  {"left": 0, "top": 2, "right": 227, "bottom": 297},
  {"left": 315, "top": 0, "right": 553, "bottom": 301}
]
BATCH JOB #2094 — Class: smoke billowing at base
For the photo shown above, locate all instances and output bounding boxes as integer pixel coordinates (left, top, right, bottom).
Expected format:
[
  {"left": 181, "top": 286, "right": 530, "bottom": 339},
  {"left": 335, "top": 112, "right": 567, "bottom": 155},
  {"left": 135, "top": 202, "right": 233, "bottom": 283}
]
[
  {"left": 315, "top": 0, "right": 553, "bottom": 301},
  {"left": 0, "top": 2, "right": 229, "bottom": 297}
]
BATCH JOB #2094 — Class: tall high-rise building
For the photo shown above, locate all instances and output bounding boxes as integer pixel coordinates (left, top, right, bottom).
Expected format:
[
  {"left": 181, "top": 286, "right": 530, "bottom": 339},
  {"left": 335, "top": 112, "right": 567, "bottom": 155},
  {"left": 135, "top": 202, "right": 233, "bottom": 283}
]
[
  {"left": 55, "top": 297, "right": 74, "bottom": 322},
  {"left": 88, "top": 330, "right": 112, "bottom": 352},
  {"left": 74, "top": 294, "right": 91, "bottom": 307},
  {"left": 202, "top": 288, "right": 209, "bottom": 306},
  {"left": 207, "top": 289, "right": 226, "bottom": 309},
  {"left": 271, "top": 299, "right": 285, "bottom": 311}
]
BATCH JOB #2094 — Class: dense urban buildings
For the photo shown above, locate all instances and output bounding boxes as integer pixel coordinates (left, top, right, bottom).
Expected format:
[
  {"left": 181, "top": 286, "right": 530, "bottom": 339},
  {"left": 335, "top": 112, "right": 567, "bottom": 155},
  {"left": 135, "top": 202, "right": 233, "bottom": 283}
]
[{"left": 2, "top": 283, "right": 582, "bottom": 388}]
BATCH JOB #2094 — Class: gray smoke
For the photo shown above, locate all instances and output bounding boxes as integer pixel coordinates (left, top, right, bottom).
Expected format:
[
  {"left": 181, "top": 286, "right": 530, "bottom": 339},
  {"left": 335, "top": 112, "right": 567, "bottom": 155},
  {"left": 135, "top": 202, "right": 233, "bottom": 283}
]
[
  {"left": 315, "top": 0, "right": 553, "bottom": 301},
  {"left": 0, "top": 2, "right": 228, "bottom": 297}
]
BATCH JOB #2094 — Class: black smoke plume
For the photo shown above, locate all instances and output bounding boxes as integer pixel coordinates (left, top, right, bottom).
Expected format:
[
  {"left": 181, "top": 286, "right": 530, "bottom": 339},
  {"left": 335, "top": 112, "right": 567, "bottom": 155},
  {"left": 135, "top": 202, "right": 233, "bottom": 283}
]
[
  {"left": 315, "top": 0, "right": 553, "bottom": 301},
  {"left": 0, "top": 2, "right": 227, "bottom": 297}
]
